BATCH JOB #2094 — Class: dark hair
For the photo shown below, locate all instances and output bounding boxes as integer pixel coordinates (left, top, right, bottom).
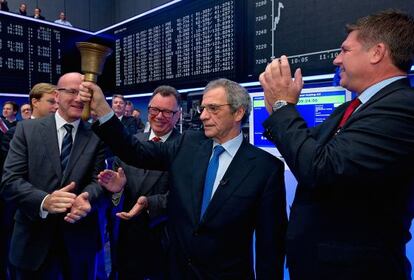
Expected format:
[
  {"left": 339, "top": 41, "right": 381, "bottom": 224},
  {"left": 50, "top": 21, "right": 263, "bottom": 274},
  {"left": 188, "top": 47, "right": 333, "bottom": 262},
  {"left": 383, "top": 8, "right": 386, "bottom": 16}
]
[
  {"left": 150, "top": 85, "right": 181, "bottom": 106},
  {"left": 112, "top": 94, "right": 125, "bottom": 102},
  {"left": 3, "top": 101, "right": 18, "bottom": 112},
  {"left": 346, "top": 9, "right": 414, "bottom": 72}
]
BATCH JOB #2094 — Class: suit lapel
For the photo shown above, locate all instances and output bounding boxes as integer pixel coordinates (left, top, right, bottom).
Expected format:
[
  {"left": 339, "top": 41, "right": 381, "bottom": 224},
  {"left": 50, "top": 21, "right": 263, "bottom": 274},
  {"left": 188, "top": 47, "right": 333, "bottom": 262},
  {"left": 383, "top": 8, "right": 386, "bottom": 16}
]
[
  {"left": 200, "top": 141, "right": 256, "bottom": 223},
  {"left": 191, "top": 138, "right": 213, "bottom": 224},
  {"left": 343, "top": 78, "right": 410, "bottom": 128},
  {"left": 39, "top": 115, "right": 62, "bottom": 178}
]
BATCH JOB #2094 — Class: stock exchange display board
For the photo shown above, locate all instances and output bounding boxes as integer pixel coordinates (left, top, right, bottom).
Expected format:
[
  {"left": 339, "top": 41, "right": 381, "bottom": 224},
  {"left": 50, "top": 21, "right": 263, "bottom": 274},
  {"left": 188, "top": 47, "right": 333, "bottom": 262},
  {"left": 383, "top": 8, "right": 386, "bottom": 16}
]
[
  {"left": 246, "top": 0, "right": 414, "bottom": 79},
  {"left": 0, "top": 12, "right": 91, "bottom": 94},
  {"left": 105, "top": 0, "right": 243, "bottom": 94}
]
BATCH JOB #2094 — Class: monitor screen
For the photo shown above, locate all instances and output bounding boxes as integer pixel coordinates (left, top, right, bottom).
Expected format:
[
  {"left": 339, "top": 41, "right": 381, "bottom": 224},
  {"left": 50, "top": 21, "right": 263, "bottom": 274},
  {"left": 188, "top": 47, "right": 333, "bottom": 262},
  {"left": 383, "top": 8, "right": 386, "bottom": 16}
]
[{"left": 249, "top": 86, "right": 351, "bottom": 157}]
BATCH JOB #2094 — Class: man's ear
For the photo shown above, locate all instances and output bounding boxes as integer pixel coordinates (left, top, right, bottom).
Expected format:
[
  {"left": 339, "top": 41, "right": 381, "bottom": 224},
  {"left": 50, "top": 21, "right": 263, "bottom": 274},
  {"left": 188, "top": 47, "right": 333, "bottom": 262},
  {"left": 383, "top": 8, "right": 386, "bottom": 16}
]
[{"left": 370, "top": 42, "right": 386, "bottom": 64}]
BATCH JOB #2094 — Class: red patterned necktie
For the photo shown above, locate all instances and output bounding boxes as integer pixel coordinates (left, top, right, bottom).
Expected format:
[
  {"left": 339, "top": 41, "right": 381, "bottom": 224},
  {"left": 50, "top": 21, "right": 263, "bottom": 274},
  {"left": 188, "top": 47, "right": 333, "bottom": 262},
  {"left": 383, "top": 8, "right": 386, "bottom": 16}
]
[
  {"left": 0, "top": 118, "right": 9, "bottom": 134},
  {"left": 152, "top": 136, "right": 162, "bottom": 142},
  {"left": 337, "top": 98, "right": 361, "bottom": 130}
]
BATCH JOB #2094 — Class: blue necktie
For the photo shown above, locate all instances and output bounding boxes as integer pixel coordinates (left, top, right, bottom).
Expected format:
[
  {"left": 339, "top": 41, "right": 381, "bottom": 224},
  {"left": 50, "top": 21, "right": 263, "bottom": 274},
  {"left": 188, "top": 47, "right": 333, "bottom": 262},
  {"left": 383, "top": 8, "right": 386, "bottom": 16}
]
[
  {"left": 200, "top": 145, "right": 225, "bottom": 219},
  {"left": 60, "top": 124, "right": 73, "bottom": 171}
]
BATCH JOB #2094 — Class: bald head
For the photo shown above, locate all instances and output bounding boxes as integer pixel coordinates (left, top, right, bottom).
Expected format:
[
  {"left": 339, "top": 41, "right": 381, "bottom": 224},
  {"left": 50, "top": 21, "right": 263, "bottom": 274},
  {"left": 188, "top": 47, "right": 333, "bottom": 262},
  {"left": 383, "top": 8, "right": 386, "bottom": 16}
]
[{"left": 57, "top": 72, "right": 83, "bottom": 88}]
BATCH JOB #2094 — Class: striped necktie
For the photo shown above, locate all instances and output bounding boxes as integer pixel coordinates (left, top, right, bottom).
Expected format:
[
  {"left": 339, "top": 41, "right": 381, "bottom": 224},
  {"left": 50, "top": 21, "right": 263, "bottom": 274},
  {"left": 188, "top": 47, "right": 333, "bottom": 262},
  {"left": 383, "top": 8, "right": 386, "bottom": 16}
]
[{"left": 60, "top": 124, "right": 74, "bottom": 171}]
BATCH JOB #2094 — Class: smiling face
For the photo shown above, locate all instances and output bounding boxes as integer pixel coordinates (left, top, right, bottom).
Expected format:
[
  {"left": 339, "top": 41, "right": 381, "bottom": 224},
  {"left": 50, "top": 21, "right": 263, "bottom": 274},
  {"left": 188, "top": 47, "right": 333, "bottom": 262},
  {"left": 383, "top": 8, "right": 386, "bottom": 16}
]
[
  {"left": 199, "top": 87, "right": 244, "bottom": 144},
  {"left": 56, "top": 73, "right": 84, "bottom": 122},
  {"left": 148, "top": 93, "right": 180, "bottom": 137},
  {"left": 333, "top": 31, "right": 373, "bottom": 94}
]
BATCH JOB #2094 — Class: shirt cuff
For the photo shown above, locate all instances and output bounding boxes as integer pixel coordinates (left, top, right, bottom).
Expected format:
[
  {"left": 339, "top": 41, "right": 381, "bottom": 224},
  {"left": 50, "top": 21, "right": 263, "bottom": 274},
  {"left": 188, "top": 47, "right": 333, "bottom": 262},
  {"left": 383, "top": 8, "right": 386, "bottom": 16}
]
[
  {"left": 98, "top": 111, "right": 115, "bottom": 125},
  {"left": 40, "top": 194, "right": 49, "bottom": 219}
]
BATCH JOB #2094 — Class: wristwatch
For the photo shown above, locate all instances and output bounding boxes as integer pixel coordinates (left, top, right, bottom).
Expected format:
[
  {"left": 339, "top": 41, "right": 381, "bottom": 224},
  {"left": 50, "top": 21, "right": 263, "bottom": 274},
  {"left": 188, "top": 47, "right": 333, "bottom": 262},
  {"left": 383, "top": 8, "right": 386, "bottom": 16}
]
[{"left": 272, "top": 100, "right": 289, "bottom": 112}]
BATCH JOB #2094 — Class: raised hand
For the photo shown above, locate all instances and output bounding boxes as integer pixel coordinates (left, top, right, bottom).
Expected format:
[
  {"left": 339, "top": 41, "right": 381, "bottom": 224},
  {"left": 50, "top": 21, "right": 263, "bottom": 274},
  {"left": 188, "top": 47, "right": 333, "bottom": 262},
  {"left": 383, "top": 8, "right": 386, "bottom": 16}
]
[
  {"left": 43, "top": 182, "right": 76, "bottom": 214},
  {"left": 259, "top": 55, "right": 303, "bottom": 113},
  {"left": 79, "top": 81, "right": 112, "bottom": 117},
  {"left": 98, "top": 167, "right": 126, "bottom": 193},
  {"left": 116, "top": 196, "right": 148, "bottom": 220},
  {"left": 64, "top": 192, "right": 91, "bottom": 223}
]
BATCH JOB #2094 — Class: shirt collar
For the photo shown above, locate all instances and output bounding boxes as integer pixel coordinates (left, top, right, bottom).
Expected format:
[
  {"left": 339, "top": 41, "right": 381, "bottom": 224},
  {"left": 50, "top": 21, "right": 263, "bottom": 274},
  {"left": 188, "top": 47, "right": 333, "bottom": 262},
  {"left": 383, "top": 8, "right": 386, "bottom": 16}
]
[
  {"left": 358, "top": 76, "right": 405, "bottom": 104},
  {"left": 55, "top": 111, "right": 80, "bottom": 131},
  {"left": 213, "top": 132, "right": 243, "bottom": 158},
  {"left": 149, "top": 130, "right": 173, "bottom": 142}
]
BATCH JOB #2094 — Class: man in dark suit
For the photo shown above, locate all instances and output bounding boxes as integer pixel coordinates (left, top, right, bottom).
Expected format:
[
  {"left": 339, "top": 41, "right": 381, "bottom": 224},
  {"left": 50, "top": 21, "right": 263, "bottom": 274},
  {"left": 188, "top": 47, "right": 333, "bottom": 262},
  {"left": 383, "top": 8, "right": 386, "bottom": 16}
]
[
  {"left": 260, "top": 10, "right": 414, "bottom": 280},
  {"left": 112, "top": 94, "right": 138, "bottom": 135},
  {"left": 106, "top": 86, "right": 181, "bottom": 280},
  {"left": 81, "top": 78, "right": 287, "bottom": 279},
  {"left": 0, "top": 72, "right": 106, "bottom": 279}
]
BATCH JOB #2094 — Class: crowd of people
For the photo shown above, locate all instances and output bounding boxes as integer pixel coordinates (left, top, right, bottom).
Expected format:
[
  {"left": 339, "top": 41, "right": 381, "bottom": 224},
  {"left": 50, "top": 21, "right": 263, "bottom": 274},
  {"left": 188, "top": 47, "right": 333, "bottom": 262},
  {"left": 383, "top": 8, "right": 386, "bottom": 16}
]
[
  {"left": 0, "top": 8, "right": 413, "bottom": 280},
  {"left": 0, "top": 1, "right": 72, "bottom": 27}
]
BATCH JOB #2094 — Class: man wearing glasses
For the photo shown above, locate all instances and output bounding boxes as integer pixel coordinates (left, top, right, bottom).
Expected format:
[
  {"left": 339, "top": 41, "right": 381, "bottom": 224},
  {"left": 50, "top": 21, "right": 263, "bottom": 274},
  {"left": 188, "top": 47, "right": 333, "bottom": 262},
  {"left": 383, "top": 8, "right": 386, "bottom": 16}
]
[
  {"left": 0, "top": 72, "right": 106, "bottom": 279},
  {"left": 106, "top": 85, "right": 181, "bottom": 279},
  {"left": 81, "top": 78, "right": 287, "bottom": 279}
]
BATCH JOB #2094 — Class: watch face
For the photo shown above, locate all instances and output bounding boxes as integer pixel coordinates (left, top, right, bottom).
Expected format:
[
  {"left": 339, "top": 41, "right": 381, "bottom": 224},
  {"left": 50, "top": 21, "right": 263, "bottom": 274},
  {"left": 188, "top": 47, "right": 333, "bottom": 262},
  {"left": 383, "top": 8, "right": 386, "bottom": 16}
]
[{"left": 272, "top": 100, "right": 288, "bottom": 111}]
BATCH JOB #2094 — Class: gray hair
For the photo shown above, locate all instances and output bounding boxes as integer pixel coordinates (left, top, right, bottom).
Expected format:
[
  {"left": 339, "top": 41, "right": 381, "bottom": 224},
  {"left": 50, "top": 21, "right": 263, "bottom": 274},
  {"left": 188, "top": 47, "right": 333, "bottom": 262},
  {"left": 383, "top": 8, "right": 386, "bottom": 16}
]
[{"left": 203, "top": 78, "right": 251, "bottom": 124}]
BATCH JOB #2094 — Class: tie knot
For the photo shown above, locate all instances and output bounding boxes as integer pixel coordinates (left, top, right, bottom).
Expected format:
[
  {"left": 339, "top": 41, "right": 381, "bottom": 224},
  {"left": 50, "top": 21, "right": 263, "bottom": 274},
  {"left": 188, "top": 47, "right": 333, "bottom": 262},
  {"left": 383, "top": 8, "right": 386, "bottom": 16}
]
[
  {"left": 63, "top": 123, "right": 73, "bottom": 133},
  {"left": 151, "top": 136, "right": 162, "bottom": 142},
  {"left": 213, "top": 145, "right": 225, "bottom": 157}
]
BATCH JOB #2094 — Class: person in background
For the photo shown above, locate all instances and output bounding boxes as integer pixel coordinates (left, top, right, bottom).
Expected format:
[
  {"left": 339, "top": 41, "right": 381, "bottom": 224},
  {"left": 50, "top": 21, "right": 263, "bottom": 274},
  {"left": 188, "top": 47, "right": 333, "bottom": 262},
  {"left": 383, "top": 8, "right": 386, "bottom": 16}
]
[
  {"left": 20, "top": 103, "right": 31, "bottom": 120},
  {"left": 32, "top": 7, "right": 45, "bottom": 20},
  {"left": 104, "top": 85, "right": 181, "bottom": 280},
  {"left": 30, "top": 83, "right": 58, "bottom": 119},
  {"left": 112, "top": 94, "right": 138, "bottom": 135},
  {"left": 260, "top": 9, "right": 414, "bottom": 279},
  {"left": 124, "top": 100, "right": 134, "bottom": 117},
  {"left": 54, "top": 11, "right": 72, "bottom": 27},
  {"left": 17, "top": 3, "right": 26, "bottom": 16},
  {"left": 2, "top": 101, "right": 18, "bottom": 128},
  {"left": 0, "top": 0, "right": 9, "bottom": 12},
  {"left": 81, "top": 78, "right": 287, "bottom": 279},
  {"left": 0, "top": 72, "right": 107, "bottom": 279},
  {"left": 132, "top": 108, "right": 146, "bottom": 131}
]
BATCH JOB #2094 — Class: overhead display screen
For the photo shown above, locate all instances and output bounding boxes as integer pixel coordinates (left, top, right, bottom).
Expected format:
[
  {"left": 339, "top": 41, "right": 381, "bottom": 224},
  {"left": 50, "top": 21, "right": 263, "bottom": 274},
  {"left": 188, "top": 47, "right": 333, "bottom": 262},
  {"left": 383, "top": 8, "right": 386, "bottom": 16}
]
[
  {"left": 104, "top": 0, "right": 243, "bottom": 94},
  {"left": 246, "top": 0, "right": 414, "bottom": 79},
  {"left": 0, "top": 12, "right": 91, "bottom": 94}
]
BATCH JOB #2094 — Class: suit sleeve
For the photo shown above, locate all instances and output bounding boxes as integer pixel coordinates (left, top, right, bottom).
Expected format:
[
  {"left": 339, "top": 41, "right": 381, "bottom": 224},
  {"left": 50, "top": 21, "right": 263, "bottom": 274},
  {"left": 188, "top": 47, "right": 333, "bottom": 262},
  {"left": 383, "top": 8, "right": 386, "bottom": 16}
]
[
  {"left": 93, "top": 115, "right": 179, "bottom": 171},
  {"left": 263, "top": 93, "right": 414, "bottom": 188},
  {"left": 255, "top": 159, "right": 287, "bottom": 280},
  {"left": 0, "top": 123, "right": 48, "bottom": 221}
]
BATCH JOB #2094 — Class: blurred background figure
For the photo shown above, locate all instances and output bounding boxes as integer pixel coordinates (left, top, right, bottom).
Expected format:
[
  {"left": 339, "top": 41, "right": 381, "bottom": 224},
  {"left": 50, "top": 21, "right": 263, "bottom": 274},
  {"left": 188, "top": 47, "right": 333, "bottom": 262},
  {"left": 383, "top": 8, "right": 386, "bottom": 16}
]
[
  {"left": 17, "top": 3, "right": 26, "bottom": 16},
  {"left": 32, "top": 7, "right": 44, "bottom": 20},
  {"left": 124, "top": 100, "right": 134, "bottom": 117},
  {"left": 2, "top": 101, "right": 18, "bottom": 128},
  {"left": 0, "top": 0, "right": 9, "bottom": 12},
  {"left": 112, "top": 94, "right": 138, "bottom": 135},
  {"left": 30, "top": 83, "right": 58, "bottom": 119},
  {"left": 20, "top": 103, "right": 31, "bottom": 120},
  {"left": 132, "top": 108, "right": 145, "bottom": 132},
  {"left": 54, "top": 11, "right": 72, "bottom": 27}
]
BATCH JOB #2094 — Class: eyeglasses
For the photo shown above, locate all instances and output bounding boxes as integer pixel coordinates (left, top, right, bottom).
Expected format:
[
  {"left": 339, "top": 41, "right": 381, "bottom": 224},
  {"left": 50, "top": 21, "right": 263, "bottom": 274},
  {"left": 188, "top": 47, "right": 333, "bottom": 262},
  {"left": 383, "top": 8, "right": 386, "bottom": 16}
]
[
  {"left": 148, "top": 106, "right": 178, "bottom": 118},
  {"left": 57, "top": 88, "right": 79, "bottom": 96},
  {"left": 196, "top": 104, "right": 230, "bottom": 114}
]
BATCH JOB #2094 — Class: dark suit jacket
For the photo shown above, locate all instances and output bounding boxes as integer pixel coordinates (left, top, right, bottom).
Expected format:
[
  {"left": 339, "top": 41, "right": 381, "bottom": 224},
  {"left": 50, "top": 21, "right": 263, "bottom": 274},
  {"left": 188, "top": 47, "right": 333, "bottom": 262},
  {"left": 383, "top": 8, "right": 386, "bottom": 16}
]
[
  {"left": 121, "top": 115, "right": 138, "bottom": 135},
  {"left": 0, "top": 114, "right": 106, "bottom": 272},
  {"left": 112, "top": 129, "right": 180, "bottom": 278},
  {"left": 93, "top": 116, "right": 287, "bottom": 279},
  {"left": 263, "top": 78, "right": 414, "bottom": 279}
]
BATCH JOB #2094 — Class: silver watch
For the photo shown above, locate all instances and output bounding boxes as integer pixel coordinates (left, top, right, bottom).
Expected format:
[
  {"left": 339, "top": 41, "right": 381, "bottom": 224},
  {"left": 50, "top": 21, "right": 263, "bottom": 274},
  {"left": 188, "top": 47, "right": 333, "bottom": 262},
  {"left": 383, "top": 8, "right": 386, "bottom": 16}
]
[{"left": 272, "top": 100, "right": 289, "bottom": 112}]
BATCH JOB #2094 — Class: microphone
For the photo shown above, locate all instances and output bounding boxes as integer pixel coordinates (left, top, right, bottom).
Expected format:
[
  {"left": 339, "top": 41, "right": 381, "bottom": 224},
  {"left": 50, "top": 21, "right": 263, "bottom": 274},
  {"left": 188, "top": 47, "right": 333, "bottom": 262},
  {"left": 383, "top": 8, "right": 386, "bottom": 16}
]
[{"left": 219, "top": 179, "right": 229, "bottom": 186}]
